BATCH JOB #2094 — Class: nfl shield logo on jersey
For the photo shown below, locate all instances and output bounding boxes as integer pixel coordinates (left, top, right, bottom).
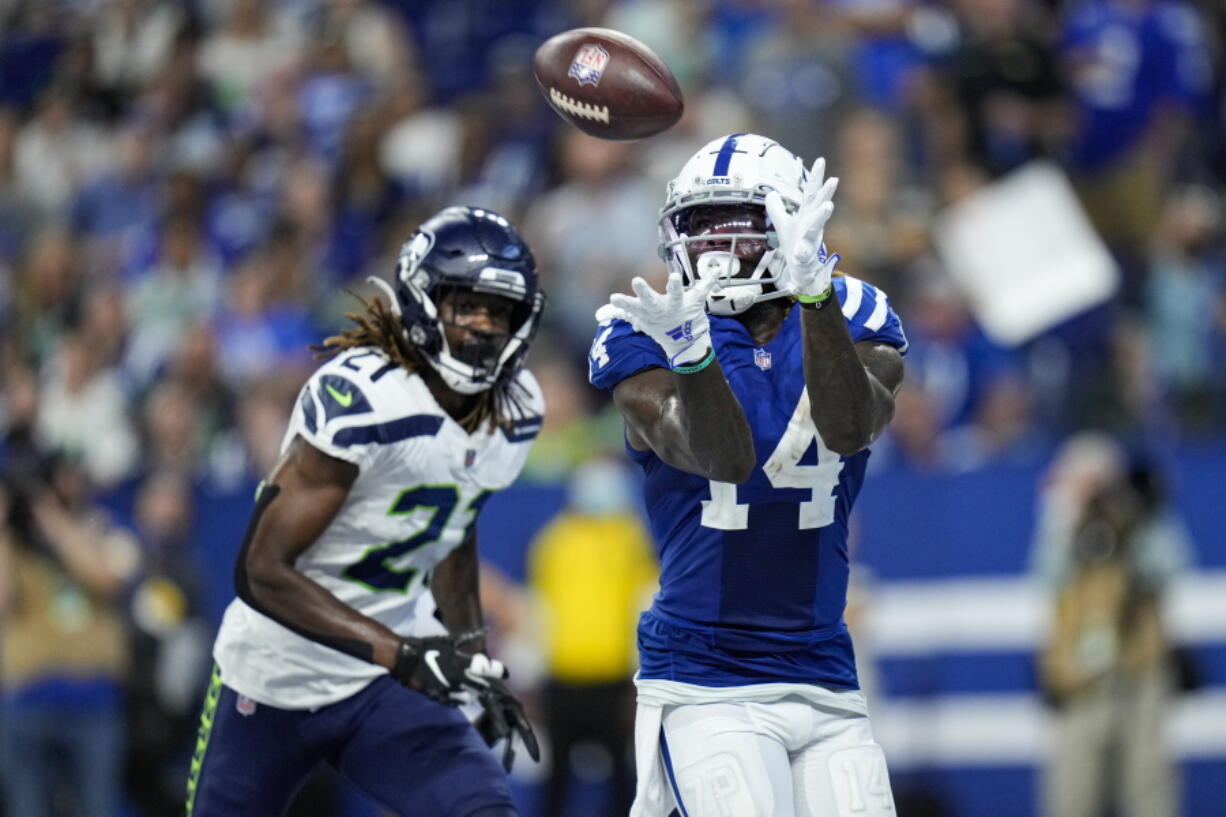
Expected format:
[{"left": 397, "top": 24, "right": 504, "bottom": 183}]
[
  {"left": 568, "top": 43, "right": 610, "bottom": 86},
  {"left": 754, "top": 348, "right": 772, "bottom": 371},
  {"left": 465, "top": 449, "right": 476, "bottom": 468},
  {"left": 236, "top": 695, "right": 257, "bottom": 717}
]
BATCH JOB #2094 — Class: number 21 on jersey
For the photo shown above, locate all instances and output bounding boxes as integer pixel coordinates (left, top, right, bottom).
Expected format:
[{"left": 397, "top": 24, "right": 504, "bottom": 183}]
[{"left": 701, "top": 389, "right": 844, "bottom": 530}]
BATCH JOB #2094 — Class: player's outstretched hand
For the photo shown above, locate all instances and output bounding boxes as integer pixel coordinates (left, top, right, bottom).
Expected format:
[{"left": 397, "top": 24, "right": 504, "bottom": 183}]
[
  {"left": 765, "top": 157, "right": 840, "bottom": 304},
  {"left": 392, "top": 635, "right": 500, "bottom": 706},
  {"left": 595, "top": 272, "right": 719, "bottom": 369},
  {"left": 473, "top": 677, "right": 540, "bottom": 772}
]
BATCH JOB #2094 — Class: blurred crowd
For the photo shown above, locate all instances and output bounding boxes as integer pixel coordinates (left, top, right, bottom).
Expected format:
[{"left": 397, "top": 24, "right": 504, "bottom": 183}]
[{"left": 0, "top": 0, "right": 1223, "bottom": 815}]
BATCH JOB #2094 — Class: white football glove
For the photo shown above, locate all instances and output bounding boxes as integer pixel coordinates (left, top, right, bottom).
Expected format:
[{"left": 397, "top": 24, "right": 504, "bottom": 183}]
[
  {"left": 765, "top": 157, "right": 840, "bottom": 303},
  {"left": 595, "top": 272, "right": 720, "bottom": 369}
]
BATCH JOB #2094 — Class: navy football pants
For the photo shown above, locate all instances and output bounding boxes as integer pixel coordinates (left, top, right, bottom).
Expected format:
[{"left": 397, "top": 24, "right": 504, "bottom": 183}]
[{"left": 186, "top": 667, "right": 516, "bottom": 817}]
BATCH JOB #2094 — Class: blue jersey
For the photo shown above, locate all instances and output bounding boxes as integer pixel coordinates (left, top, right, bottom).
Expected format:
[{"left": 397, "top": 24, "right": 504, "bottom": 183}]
[{"left": 589, "top": 276, "right": 907, "bottom": 689}]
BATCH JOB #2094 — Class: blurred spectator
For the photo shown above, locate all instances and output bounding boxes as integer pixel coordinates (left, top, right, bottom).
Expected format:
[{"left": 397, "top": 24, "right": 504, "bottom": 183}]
[
  {"left": 165, "top": 323, "right": 237, "bottom": 447},
  {"left": 124, "top": 213, "right": 224, "bottom": 385},
  {"left": 324, "top": 0, "right": 418, "bottom": 90},
  {"left": 452, "top": 37, "right": 556, "bottom": 217},
  {"left": 525, "top": 131, "right": 658, "bottom": 347},
  {"left": 1062, "top": 0, "right": 1214, "bottom": 290},
  {"left": 921, "top": 0, "right": 1065, "bottom": 177},
  {"left": 235, "top": 379, "right": 295, "bottom": 479},
  {"left": 1145, "top": 184, "right": 1226, "bottom": 430},
  {"left": 0, "top": 107, "right": 45, "bottom": 270},
  {"left": 14, "top": 84, "right": 111, "bottom": 215},
  {"left": 79, "top": 285, "right": 131, "bottom": 372},
  {"left": 211, "top": 248, "right": 316, "bottom": 385},
  {"left": 1031, "top": 433, "right": 1193, "bottom": 817},
  {"left": 12, "top": 227, "right": 80, "bottom": 367},
  {"left": 36, "top": 328, "right": 140, "bottom": 488},
  {"left": 378, "top": 74, "right": 464, "bottom": 201},
  {"left": 736, "top": 0, "right": 856, "bottom": 161},
  {"left": 198, "top": 0, "right": 304, "bottom": 117},
  {"left": 0, "top": 454, "right": 140, "bottom": 817},
  {"left": 828, "top": 107, "right": 931, "bottom": 290},
  {"left": 142, "top": 380, "right": 207, "bottom": 478},
  {"left": 297, "top": 34, "right": 369, "bottom": 167},
  {"left": 896, "top": 267, "right": 1029, "bottom": 437},
  {"left": 125, "top": 471, "right": 211, "bottom": 817},
  {"left": 330, "top": 111, "right": 405, "bottom": 280},
  {"left": 91, "top": 0, "right": 186, "bottom": 97},
  {"left": 71, "top": 123, "right": 160, "bottom": 278},
  {"left": 522, "top": 355, "right": 603, "bottom": 482},
  {"left": 527, "top": 458, "right": 657, "bottom": 817}
]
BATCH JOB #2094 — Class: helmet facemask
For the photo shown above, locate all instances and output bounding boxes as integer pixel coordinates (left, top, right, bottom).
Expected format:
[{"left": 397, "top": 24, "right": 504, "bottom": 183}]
[
  {"left": 657, "top": 133, "right": 807, "bottom": 316},
  {"left": 369, "top": 240, "right": 546, "bottom": 396},
  {"left": 660, "top": 199, "right": 792, "bottom": 316}
]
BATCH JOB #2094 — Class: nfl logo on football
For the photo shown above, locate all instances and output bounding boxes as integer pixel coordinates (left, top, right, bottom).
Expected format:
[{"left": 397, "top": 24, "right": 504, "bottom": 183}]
[
  {"left": 568, "top": 43, "right": 610, "bottom": 87},
  {"left": 754, "top": 348, "right": 772, "bottom": 371}
]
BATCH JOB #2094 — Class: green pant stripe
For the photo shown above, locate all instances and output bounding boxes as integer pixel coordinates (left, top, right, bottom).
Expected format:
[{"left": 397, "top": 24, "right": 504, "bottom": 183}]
[{"left": 185, "top": 664, "right": 224, "bottom": 817}]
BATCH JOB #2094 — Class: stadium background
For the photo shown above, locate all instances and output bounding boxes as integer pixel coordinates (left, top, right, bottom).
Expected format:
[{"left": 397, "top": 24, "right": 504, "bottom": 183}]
[{"left": 0, "top": 0, "right": 1223, "bottom": 815}]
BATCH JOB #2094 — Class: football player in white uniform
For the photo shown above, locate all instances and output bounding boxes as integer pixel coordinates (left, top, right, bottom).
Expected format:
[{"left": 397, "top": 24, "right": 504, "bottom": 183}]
[
  {"left": 190, "top": 206, "right": 545, "bottom": 817},
  {"left": 589, "top": 134, "right": 907, "bottom": 817}
]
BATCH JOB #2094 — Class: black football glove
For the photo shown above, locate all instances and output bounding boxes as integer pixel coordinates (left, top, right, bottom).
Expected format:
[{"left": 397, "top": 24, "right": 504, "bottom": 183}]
[
  {"left": 473, "top": 677, "right": 540, "bottom": 772},
  {"left": 391, "top": 635, "right": 472, "bottom": 705}
]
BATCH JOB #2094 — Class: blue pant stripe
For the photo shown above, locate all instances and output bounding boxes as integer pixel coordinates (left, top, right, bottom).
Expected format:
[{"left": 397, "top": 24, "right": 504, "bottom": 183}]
[{"left": 659, "top": 726, "right": 691, "bottom": 817}]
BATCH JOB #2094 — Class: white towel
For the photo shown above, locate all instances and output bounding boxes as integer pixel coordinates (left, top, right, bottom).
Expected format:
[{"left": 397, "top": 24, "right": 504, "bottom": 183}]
[{"left": 629, "top": 699, "right": 676, "bottom": 817}]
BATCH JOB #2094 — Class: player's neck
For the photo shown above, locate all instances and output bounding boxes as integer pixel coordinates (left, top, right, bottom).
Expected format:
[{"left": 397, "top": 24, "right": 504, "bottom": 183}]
[
  {"left": 734, "top": 298, "right": 790, "bottom": 345},
  {"left": 419, "top": 365, "right": 482, "bottom": 424}
]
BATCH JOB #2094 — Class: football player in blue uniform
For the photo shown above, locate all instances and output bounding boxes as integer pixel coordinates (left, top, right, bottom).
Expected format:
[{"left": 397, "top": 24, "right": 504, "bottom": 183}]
[
  {"left": 589, "top": 133, "right": 908, "bottom": 817},
  {"left": 189, "top": 207, "right": 545, "bottom": 817}
]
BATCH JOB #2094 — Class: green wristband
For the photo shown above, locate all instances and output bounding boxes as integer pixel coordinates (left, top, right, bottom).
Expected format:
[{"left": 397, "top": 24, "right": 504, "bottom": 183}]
[
  {"left": 796, "top": 285, "right": 834, "bottom": 305},
  {"left": 673, "top": 347, "right": 716, "bottom": 374}
]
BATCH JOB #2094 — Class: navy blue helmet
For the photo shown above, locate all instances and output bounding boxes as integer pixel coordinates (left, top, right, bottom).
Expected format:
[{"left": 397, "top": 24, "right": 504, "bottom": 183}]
[{"left": 371, "top": 206, "right": 545, "bottom": 394}]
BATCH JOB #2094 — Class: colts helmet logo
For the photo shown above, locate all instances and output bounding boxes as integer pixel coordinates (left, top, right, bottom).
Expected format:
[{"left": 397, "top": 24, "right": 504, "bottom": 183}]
[{"left": 568, "top": 43, "right": 610, "bottom": 87}]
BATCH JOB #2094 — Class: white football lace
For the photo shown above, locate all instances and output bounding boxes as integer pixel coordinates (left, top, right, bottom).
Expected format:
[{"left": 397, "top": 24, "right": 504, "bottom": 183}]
[{"left": 549, "top": 88, "right": 610, "bottom": 123}]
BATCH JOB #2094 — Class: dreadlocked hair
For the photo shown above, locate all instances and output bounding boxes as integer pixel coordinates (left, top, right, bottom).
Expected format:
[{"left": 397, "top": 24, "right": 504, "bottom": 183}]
[{"left": 315, "top": 293, "right": 532, "bottom": 434}]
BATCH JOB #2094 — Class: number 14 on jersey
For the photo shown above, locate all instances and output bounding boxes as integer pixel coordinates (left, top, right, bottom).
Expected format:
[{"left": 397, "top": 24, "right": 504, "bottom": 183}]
[{"left": 701, "top": 389, "right": 844, "bottom": 531}]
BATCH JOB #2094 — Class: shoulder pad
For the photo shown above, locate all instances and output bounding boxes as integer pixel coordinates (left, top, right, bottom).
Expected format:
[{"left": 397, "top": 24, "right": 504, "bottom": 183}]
[
  {"left": 588, "top": 318, "right": 667, "bottom": 391},
  {"left": 834, "top": 276, "right": 909, "bottom": 354}
]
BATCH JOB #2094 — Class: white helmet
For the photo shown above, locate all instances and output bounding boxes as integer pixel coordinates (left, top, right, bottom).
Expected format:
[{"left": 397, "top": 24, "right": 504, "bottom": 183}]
[{"left": 659, "top": 133, "right": 806, "bottom": 315}]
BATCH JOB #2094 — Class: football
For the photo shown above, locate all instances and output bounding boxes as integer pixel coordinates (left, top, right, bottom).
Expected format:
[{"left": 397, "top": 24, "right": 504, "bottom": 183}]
[{"left": 532, "top": 27, "right": 684, "bottom": 141}]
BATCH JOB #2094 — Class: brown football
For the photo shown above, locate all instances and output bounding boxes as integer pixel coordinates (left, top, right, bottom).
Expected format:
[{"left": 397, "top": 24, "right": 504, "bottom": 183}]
[{"left": 533, "top": 27, "right": 684, "bottom": 141}]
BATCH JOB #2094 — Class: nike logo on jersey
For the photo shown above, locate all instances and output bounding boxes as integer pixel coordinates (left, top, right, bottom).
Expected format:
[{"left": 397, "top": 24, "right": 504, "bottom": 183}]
[{"left": 325, "top": 383, "right": 354, "bottom": 407}]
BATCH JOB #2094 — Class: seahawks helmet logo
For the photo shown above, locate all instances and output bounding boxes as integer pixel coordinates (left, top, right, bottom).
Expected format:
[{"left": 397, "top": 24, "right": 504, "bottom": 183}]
[{"left": 399, "top": 230, "right": 436, "bottom": 287}]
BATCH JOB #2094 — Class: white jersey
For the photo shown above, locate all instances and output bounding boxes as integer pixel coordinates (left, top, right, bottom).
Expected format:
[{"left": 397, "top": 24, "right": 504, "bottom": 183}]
[{"left": 213, "top": 347, "right": 544, "bottom": 709}]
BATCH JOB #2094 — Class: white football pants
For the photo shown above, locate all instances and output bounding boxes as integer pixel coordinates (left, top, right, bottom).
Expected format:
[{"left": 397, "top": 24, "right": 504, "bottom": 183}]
[{"left": 658, "top": 696, "right": 895, "bottom": 817}]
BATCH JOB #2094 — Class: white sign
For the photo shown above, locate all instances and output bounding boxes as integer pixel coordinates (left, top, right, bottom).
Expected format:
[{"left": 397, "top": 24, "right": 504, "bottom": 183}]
[{"left": 934, "top": 161, "right": 1119, "bottom": 346}]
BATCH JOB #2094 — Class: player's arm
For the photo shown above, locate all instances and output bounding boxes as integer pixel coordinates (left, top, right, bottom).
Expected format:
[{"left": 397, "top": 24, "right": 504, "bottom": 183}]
[
  {"left": 430, "top": 527, "right": 487, "bottom": 653},
  {"left": 236, "top": 436, "right": 404, "bottom": 669},
  {"left": 597, "top": 273, "right": 755, "bottom": 483},
  {"left": 799, "top": 305, "right": 904, "bottom": 455},
  {"left": 611, "top": 363, "right": 754, "bottom": 482},
  {"left": 765, "top": 158, "right": 904, "bottom": 454}
]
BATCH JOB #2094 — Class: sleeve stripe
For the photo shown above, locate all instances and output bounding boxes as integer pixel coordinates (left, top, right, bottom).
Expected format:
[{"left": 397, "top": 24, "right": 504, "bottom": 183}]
[
  {"left": 332, "top": 414, "right": 444, "bottom": 447},
  {"left": 299, "top": 389, "right": 318, "bottom": 435},
  {"left": 865, "top": 291, "right": 890, "bottom": 331},
  {"left": 840, "top": 278, "right": 863, "bottom": 319}
]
